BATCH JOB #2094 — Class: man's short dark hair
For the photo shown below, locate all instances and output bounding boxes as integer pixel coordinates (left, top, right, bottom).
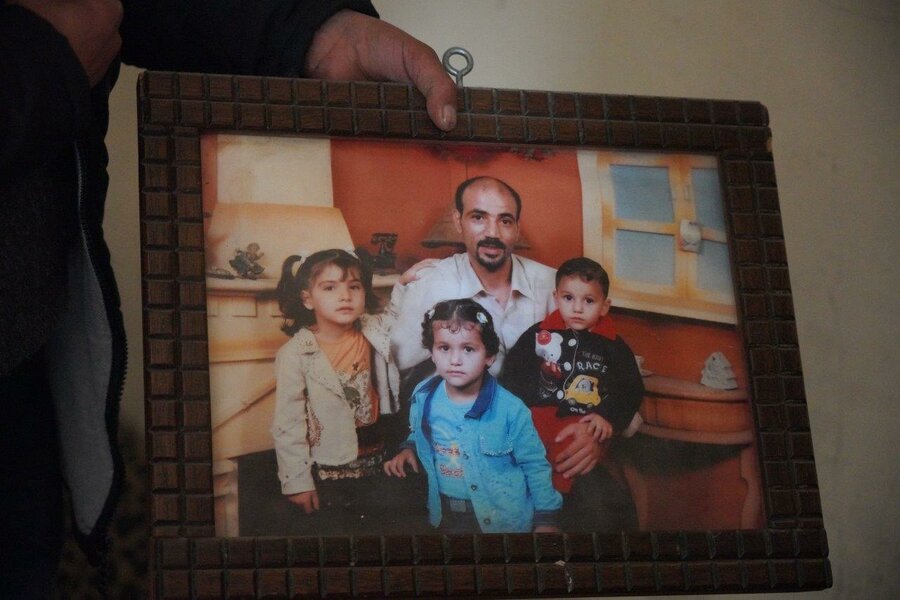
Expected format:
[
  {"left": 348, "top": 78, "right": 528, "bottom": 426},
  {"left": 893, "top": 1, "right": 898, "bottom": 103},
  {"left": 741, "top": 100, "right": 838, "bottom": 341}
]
[
  {"left": 556, "top": 257, "right": 610, "bottom": 297},
  {"left": 454, "top": 176, "right": 522, "bottom": 220}
]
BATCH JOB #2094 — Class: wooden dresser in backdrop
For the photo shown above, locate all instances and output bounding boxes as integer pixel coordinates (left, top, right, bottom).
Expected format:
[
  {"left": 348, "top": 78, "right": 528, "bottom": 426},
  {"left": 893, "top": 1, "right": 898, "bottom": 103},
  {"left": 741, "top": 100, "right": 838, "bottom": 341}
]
[{"left": 612, "top": 374, "right": 764, "bottom": 531}]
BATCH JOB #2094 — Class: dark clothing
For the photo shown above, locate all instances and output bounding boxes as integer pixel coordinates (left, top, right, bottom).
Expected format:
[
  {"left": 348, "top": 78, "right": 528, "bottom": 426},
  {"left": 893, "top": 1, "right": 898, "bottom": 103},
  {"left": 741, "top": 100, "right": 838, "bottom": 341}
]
[
  {"left": 501, "top": 310, "right": 644, "bottom": 493},
  {"left": 502, "top": 311, "right": 644, "bottom": 530},
  {"left": 0, "top": 350, "right": 63, "bottom": 599},
  {"left": 437, "top": 496, "right": 481, "bottom": 535},
  {"left": 237, "top": 449, "right": 431, "bottom": 537},
  {"left": 502, "top": 310, "right": 645, "bottom": 431},
  {"left": 0, "top": 0, "right": 378, "bottom": 579},
  {"left": 561, "top": 464, "right": 638, "bottom": 532}
]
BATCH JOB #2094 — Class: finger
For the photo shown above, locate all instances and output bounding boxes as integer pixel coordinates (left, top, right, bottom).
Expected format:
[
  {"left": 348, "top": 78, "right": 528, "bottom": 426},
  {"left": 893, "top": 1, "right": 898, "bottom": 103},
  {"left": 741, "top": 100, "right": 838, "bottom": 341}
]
[
  {"left": 562, "top": 454, "right": 595, "bottom": 479},
  {"left": 400, "top": 38, "right": 458, "bottom": 130},
  {"left": 578, "top": 458, "right": 599, "bottom": 476},
  {"left": 554, "top": 423, "right": 578, "bottom": 444},
  {"left": 302, "top": 499, "right": 313, "bottom": 514},
  {"left": 410, "top": 457, "right": 419, "bottom": 473},
  {"left": 383, "top": 462, "right": 392, "bottom": 476},
  {"left": 311, "top": 493, "right": 320, "bottom": 511},
  {"left": 555, "top": 444, "right": 591, "bottom": 472}
]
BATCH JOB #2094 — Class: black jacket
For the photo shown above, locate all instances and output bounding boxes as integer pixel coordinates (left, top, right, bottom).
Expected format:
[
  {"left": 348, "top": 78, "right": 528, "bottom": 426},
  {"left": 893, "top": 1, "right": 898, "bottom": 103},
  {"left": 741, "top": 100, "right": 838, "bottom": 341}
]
[
  {"left": 501, "top": 311, "right": 645, "bottom": 433},
  {"left": 0, "top": 0, "right": 377, "bottom": 560}
]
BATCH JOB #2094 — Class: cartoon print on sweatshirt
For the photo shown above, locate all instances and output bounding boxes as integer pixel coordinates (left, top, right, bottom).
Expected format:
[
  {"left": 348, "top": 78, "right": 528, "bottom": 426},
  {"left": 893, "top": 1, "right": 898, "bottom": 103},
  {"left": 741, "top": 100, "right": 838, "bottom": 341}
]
[
  {"left": 535, "top": 330, "right": 564, "bottom": 396},
  {"left": 534, "top": 329, "right": 605, "bottom": 415}
]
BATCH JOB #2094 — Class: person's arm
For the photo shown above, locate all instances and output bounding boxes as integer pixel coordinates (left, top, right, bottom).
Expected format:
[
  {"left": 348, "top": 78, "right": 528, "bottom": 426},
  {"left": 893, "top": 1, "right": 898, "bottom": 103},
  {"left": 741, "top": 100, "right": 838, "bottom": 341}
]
[
  {"left": 389, "top": 277, "right": 435, "bottom": 371},
  {"left": 507, "top": 400, "right": 562, "bottom": 530},
  {"left": 0, "top": 3, "right": 113, "bottom": 183},
  {"left": 596, "top": 338, "right": 645, "bottom": 432},
  {"left": 270, "top": 344, "right": 316, "bottom": 497},
  {"left": 579, "top": 413, "right": 613, "bottom": 442},
  {"left": 384, "top": 385, "right": 422, "bottom": 476},
  {"left": 383, "top": 448, "right": 418, "bottom": 477},
  {"left": 119, "top": 1, "right": 456, "bottom": 130},
  {"left": 498, "top": 325, "right": 540, "bottom": 405},
  {"left": 119, "top": 1, "right": 371, "bottom": 75},
  {"left": 553, "top": 421, "right": 604, "bottom": 479},
  {"left": 552, "top": 338, "right": 645, "bottom": 477}
]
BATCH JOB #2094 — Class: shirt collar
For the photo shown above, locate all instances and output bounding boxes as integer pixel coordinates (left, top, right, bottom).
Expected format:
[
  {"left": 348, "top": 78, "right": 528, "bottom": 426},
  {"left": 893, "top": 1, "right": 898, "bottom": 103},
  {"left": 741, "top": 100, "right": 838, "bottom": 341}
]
[
  {"left": 466, "top": 373, "right": 497, "bottom": 419},
  {"left": 539, "top": 309, "right": 617, "bottom": 340},
  {"left": 457, "top": 253, "right": 534, "bottom": 300},
  {"left": 420, "top": 372, "right": 498, "bottom": 440},
  {"left": 508, "top": 256, "right": 538, "bottom": 299}
]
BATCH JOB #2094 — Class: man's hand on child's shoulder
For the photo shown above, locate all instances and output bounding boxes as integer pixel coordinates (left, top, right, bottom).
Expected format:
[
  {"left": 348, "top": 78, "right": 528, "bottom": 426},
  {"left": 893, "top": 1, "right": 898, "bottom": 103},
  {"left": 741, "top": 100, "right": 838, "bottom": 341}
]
[
  {"left": 398, "top": 258, "right": 440, "bottom": 285},
  {"left": 384, "top": 448, "right": 419, "bottom": 477}
]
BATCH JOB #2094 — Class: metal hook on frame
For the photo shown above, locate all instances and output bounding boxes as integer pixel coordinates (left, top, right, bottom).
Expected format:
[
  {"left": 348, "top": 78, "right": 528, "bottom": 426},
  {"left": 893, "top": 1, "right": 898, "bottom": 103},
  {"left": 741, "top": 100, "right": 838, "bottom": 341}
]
[{"left": 442, "top": 47, "right": 474, "bottom": 87}]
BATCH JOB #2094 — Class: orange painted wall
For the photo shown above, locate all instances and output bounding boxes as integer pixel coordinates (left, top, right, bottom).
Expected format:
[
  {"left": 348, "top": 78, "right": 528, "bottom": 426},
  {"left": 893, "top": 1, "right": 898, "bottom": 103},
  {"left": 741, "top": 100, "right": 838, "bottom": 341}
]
[
  {"left": 330, "top": 139, "right": 583, "bottom": 271},
  {"left": 613, "top": 310, "right": 748, "bottom": 391},
  {"left": 330, "top": 138, "right": 749, "bottom": 395}
]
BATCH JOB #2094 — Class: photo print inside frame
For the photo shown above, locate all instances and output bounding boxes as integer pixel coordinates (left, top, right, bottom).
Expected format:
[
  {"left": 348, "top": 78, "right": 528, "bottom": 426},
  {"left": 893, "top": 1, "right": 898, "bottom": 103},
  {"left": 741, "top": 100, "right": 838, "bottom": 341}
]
[{"left": 200, "top": 133, "right": 763, "bottom": 538}]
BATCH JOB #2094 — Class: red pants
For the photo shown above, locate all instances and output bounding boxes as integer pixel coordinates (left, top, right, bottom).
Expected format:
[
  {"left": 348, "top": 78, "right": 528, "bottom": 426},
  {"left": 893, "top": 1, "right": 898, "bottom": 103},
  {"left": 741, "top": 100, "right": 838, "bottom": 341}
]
[{"left": 530, "top": 406, "right": 609, "bottom": 493}]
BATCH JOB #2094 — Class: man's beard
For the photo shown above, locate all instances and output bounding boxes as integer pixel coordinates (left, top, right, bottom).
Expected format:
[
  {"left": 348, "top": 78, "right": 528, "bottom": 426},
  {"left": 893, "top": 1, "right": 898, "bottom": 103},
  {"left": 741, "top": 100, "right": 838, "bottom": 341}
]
[{"left": 475, "top": 238, "right": 509, "bottom": 272}]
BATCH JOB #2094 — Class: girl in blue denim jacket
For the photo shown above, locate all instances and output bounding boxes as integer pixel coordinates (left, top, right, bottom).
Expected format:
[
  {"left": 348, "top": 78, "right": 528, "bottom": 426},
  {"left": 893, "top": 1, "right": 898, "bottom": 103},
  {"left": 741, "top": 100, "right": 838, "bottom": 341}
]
[{"left": 384, "top": 299, "right": 562, "bottom": 533}]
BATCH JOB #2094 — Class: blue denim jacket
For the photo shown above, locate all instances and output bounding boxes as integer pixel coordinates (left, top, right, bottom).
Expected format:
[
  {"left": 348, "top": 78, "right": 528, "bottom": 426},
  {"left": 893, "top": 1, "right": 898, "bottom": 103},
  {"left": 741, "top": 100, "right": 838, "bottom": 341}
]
[{"left": 404, "top": 374, "right": 562, "bottom": 532}]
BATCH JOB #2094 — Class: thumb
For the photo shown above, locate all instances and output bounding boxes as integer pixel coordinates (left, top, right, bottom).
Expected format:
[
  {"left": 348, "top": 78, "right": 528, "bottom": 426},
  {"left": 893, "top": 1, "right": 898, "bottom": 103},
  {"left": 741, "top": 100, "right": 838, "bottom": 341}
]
[
  {"left": 554, "top": 423, "right": 577, "bottom": 443},
  {"left": 401, "top": 40, "right": 458, "bottom": 131}
]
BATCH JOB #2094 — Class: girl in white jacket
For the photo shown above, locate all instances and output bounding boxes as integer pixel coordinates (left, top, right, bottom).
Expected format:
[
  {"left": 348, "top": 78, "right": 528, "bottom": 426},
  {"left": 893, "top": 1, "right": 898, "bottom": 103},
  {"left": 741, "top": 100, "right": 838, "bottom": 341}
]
[{"left": 270, "top": 249, "right": 405, "bottom": 534}]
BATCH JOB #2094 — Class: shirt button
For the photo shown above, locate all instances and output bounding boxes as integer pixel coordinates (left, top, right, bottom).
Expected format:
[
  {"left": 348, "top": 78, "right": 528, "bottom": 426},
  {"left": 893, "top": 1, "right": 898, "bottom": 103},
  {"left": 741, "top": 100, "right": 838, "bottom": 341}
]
[
  {"left": 470, "top": 484, "right": 478, "bottom": 491},
  {"left": 483, "top": 518, "right": 491, "bottom": 525}
]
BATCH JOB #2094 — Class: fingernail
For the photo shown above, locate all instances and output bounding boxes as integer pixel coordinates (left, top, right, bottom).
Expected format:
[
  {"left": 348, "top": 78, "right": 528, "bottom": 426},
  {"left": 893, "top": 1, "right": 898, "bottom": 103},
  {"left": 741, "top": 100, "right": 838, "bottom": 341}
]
[{"left": 441, "top": 105, "right": 457, "bottom": 130}]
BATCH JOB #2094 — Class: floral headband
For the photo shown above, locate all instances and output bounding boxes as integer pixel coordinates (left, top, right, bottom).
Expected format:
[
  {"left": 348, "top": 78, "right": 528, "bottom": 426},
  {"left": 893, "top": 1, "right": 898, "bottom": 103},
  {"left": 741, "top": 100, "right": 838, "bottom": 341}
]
[{"left": 425, "top": 307, "right": 489, "bottom": 325}]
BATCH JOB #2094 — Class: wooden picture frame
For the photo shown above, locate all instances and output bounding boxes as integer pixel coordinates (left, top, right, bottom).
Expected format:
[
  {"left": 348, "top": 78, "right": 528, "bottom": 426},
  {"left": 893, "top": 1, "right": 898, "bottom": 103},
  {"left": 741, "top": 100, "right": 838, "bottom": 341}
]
[{"left": 138, "top": 71, "right": 830, "bottom": 598}]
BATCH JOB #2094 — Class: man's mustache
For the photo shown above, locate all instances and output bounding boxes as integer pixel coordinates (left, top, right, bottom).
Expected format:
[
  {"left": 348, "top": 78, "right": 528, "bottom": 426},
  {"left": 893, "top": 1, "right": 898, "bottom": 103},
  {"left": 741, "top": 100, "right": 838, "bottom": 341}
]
[{"left": 477, "top": 238, "right": 507, "bottom": 251}]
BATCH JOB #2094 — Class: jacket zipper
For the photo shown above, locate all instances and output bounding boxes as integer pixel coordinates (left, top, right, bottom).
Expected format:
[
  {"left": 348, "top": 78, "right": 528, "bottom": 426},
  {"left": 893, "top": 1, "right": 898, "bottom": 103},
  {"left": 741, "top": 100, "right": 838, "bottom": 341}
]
[
  {"left": 74, "top": 142, "right": 128, "bottom": 405},
  {"left": 72, "top": 141, "right": 128, "bottom": 565}
]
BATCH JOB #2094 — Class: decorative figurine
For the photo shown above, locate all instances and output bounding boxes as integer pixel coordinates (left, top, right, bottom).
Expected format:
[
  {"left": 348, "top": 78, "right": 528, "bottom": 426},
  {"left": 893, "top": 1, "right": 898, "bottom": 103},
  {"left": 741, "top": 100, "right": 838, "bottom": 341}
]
[
  {"left": 700, "top": 351, "right": 738, "bottom": 390},
  {"left": 229, "top": 242, "right": 265, "bottom": 279}
]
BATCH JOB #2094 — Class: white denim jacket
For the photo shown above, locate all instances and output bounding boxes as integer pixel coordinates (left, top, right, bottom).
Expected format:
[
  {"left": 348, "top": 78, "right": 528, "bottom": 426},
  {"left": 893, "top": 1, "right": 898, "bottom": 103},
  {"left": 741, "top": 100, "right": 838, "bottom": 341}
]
[{"left": 271, "top": 312, "right": 401, "bottom": 495}]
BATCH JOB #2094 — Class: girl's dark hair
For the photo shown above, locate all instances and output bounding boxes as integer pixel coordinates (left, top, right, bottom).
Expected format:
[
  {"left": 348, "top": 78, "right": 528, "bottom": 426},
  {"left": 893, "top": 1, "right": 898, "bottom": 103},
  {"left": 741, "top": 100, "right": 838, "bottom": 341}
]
[
  {"left": 420, "top": 299, "right": 500, "bottom": 357},
  {"left": 276, "top": 249, "right": 379, "bottom": 336}
]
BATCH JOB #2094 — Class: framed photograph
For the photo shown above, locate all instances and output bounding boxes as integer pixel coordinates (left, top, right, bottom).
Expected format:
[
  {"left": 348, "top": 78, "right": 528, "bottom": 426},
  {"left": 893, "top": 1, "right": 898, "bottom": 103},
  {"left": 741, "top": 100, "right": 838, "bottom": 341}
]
[{"left": 139, "top": 72, "right": 830, "bottom": 598}]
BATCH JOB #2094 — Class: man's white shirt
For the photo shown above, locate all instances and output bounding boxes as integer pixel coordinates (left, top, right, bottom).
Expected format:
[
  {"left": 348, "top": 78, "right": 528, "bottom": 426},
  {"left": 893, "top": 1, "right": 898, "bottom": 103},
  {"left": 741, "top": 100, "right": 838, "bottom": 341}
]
[{"left": 390, "top": 253, "right": 556, "bottom": 375}]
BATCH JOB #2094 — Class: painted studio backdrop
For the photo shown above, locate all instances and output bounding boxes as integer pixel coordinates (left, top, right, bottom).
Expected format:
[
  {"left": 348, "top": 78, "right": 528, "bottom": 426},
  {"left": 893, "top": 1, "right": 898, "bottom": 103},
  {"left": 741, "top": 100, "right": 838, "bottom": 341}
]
[{"left": 200, "top": 134, "right": 763, "bottom": 537}]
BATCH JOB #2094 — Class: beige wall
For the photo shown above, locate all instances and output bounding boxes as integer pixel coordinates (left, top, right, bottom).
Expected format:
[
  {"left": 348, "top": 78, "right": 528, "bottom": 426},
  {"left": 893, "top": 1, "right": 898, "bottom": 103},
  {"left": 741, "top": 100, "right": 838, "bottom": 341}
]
[{"left": 105, "top": 1, "right": 899, "bottom": 597}]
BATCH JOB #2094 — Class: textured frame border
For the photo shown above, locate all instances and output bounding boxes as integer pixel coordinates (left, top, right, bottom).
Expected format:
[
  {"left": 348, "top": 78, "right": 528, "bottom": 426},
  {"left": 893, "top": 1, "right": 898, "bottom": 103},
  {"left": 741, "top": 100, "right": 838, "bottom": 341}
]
[{"left": 138, "top": 71, "right": 830, "bottom": 598}]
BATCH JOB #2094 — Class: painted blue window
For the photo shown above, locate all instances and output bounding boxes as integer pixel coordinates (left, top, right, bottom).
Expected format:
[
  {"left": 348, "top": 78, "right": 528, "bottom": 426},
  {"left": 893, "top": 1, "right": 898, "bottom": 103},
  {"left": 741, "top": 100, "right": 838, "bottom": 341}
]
[
  {"left": 692, "top": 168, "right": 725, "bottom": 230},
  {"left": 611, "top": 165, "right": 674, "bottom": 223},
  {"left": 698, "top": 240, "right": 734, "bottom": 297},
  {"left": 616, "top": 230, "right": 675, "bottom": 286}
]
